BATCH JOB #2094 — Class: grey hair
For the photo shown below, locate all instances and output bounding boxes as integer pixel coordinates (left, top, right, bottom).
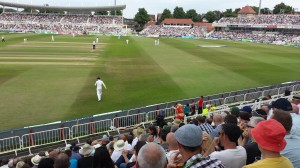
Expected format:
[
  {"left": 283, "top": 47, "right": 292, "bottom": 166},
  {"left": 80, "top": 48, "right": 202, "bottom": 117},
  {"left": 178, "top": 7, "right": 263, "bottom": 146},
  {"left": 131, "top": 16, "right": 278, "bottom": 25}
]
[
  {"left": 137, "top": 142, "right": 167, "bottom": 168},
  {"left": 139, "top": 134, "right": 147, "bottom": 142},
  {"left": 249, "top": 116, "right": 265, "bottom": 126}
]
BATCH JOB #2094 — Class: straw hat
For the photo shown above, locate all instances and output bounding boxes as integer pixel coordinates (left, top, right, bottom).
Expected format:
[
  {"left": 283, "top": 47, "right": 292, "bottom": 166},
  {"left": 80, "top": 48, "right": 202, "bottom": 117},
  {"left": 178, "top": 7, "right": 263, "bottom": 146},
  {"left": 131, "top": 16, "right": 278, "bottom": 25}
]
[
  {"left": 133, "top": 127, "right": 145, "bottom": 137},
  {"left": 113, "top": 140, "right": 128, "bottom": 151},
  {"left": 16, "top": 161, "right": 25, "bottom": 168},
  {"left": 31, "top": 155, "right": 42, "bottom": 165},
  {"left": 172, "top": 118, "right": 181, "bottom": 125},
  {"left": 79, "top": 144, "right": 94, "bottom": 156}
]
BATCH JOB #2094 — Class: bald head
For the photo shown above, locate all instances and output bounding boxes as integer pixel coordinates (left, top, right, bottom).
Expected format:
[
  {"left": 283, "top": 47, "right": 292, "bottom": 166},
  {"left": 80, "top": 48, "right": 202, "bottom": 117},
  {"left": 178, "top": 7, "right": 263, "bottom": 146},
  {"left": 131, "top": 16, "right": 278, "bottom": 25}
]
[
  {"left": 213, "top": 114, "right": 223, "bottom": 125},
  {"left": 138, "top": 143, "right": 167, "bottom": 168},
  {"left": 166, "top": 132, "right": 178, "bottom": 151}
]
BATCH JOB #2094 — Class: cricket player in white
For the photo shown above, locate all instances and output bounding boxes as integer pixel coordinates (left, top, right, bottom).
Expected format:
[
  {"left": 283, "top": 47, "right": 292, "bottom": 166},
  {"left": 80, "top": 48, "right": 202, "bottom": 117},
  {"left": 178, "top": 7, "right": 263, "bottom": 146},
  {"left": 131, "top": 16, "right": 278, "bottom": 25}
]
[
  {"left": 51, "top": 35, "right": 54, "bottom": 42},
  {"left": 96, "top": 37, "right": 99, "bottom": 43},
  {"left": 95, "top": 77, "right": 107, "bottom": 102},
  {"left": 126, "top": 39, "right": 129, "bottom": 44}
]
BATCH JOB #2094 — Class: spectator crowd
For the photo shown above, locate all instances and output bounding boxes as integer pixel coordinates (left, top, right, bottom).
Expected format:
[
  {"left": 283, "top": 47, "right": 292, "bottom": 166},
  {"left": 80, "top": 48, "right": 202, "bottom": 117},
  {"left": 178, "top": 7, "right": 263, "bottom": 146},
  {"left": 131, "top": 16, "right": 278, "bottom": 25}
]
[
  {"left": 140, "top": 25, "right": 207, "bottom": 38},
  {"left": 210, "top": 31, "right": 300, "bottom": 45},
  {"left": 0, "top": 13, "right": 122, "bottom": 34},
  {"left": 218, "top": 14, "right": 300, "bottom": 25},
  {"left": 1, "top": 94, "right": 300, "bottom": 168}
]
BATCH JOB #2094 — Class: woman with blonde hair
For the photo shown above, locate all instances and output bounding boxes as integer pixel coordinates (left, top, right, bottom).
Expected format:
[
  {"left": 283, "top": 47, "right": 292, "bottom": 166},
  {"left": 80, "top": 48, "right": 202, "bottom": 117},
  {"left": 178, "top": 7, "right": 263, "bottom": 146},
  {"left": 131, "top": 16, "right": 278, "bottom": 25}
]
[{"left": 201, "top": 131, "right": 212, "bottom": 155}]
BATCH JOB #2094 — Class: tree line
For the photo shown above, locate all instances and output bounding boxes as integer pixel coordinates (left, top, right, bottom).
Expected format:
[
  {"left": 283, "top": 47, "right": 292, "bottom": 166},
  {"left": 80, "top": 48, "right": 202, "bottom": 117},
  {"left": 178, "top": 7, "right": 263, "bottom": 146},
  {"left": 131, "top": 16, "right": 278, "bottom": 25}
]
[{"left": 134, "top": 2, "right": 297, "bottom": 28}]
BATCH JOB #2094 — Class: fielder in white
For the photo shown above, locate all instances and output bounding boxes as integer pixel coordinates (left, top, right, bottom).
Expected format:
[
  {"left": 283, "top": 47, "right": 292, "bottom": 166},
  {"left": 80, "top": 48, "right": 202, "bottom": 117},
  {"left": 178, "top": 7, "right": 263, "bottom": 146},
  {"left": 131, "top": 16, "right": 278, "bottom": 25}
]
[
  {"left": 126, "top": 39, "right": 129, "bottom": 44},
  {"left": 95, "top": 77, "right": 107, "bottom": 102}
]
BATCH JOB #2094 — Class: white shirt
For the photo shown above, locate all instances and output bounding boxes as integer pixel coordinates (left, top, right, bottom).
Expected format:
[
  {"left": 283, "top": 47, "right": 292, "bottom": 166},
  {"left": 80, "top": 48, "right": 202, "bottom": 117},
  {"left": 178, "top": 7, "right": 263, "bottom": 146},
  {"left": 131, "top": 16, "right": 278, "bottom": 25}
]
[
  {"left": 210, "top": 146, "right": 246, "bottom": 168},
  {"left": 132, "top": 137, "right": 138, "bottom": 148},
  {"left": 95, "top": 79, "right": 107, "bottom": 89},
  {"left": 125, "top": 143, "right": 133, "bottom": 151},
  {"left": 291, "top": 113, "right": 300, "bottom": 136},
  {"left": 111, "top": 149, "right": 122, "bottom": 163}
]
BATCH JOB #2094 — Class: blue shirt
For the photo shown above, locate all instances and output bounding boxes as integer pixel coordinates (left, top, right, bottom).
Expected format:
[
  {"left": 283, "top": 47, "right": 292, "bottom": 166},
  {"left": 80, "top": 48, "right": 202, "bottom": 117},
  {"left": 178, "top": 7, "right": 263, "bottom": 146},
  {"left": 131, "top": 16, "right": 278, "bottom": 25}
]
[
  {"left": 281, "top": 134, "right": 300, "bottom": 168},
  {"left": 70, "top": 158, "right": 78, "bottom": 168}
]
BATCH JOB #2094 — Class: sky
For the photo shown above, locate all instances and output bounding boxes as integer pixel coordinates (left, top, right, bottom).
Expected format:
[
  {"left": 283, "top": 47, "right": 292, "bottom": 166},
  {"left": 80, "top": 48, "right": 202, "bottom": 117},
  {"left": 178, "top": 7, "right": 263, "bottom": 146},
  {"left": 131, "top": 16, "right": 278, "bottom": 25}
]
[{"left": 2, "top": 0, "right": 300, "bottom": 18}]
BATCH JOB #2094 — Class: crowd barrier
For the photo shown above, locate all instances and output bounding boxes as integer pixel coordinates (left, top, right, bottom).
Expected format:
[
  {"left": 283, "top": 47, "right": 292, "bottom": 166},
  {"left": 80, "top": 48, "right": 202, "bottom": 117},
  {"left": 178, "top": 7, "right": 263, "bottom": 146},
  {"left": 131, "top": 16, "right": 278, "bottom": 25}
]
[
  {"left": 71, "top": 119, "right": 112, "bottom": 142},
  {"left": 21, "top": 127, "right": 71, "bottom": 154},
  {"left": 0, "top": 82, "right": 299, "bottom": 155},
  {"left": 0, "top": 136, "right": 21, "bottom": 156}
]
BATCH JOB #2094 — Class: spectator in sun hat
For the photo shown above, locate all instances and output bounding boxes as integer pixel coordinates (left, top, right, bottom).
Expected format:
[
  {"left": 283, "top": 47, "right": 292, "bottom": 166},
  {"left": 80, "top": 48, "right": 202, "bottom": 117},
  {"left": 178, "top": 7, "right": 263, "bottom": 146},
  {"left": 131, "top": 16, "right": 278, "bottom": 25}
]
[
  {"left": 132, "top": 127, "right": 145, "bottom": 148},
  {"left": 111, "top": 140, "right": 127, "bottom": 163},
  {"left": 16, "top": 161, "right": 25, "bottom": 168},
  {"left": 78, "top": 144, "right": 93, "bottom": 168},
  {"left": 31, "top": 155, "right": 43, "bottom": 168},
  {"left": 243, "top": 119, "right": 293, "bottom": 168},
  {"left": 167, "top": 124, "right": 224, "bottom": 168},
  {"left": 272, "top": 109, "right": 300, "bottom": 167},
  {"left": 172, "top": 118, "right": 181, "bottom": 126}
]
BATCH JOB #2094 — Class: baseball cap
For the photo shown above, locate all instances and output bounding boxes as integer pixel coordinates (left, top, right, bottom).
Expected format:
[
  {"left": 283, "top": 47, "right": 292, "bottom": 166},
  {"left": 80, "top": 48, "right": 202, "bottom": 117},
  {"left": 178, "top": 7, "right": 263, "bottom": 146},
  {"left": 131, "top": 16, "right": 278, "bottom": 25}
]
[
  {"left": 271, "top": 98, "right": 292, "bottom": 111},
  {"left": 251, "top": 119, "right": 286, "bottom": 152},
  {"left": 174, "top": 124, "right": 202, "bottom": 147}
]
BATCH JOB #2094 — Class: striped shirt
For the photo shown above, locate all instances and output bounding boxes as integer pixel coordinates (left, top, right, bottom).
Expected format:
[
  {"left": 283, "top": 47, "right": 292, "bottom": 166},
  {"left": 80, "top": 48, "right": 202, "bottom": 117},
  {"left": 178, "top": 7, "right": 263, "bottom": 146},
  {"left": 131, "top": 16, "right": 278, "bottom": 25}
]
[
  {"left": 185, "top": 154, "right": 224, "bottom": 168},
  {"left": 200, "top": 123, "right": 214, "bottom": 135}
]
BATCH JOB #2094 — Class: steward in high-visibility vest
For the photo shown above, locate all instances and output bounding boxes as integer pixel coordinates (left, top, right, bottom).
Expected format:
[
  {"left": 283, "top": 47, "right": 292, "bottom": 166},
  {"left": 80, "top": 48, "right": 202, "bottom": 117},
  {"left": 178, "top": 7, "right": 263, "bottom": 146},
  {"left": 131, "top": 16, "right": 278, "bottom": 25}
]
[{"left": 202, "top": 104, "right": 216, "bottom": 116}]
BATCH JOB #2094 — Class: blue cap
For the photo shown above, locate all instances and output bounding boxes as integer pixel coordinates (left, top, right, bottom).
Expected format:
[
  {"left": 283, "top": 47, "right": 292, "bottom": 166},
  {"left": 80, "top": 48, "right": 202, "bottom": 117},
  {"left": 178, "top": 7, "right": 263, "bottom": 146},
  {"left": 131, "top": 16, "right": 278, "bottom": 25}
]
[{"left": 174, "top": 124, "right": 202, "bottom": 147}]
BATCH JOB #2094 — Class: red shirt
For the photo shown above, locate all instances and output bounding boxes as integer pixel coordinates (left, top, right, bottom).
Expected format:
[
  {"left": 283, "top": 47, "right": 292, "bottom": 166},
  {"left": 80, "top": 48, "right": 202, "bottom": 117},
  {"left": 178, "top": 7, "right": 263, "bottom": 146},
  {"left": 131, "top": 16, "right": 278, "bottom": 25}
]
[{"left": 198, "top": 98, "right": 204, "bottom": 108}]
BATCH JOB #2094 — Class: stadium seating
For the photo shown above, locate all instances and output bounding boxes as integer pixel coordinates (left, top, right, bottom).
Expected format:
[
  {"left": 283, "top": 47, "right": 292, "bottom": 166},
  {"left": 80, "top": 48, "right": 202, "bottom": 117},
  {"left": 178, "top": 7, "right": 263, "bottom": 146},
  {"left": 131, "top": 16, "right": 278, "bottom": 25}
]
[
  {"left": 0, "top": 13, "right": 123, "bottom": 34},
  {"left": 139, "top": 25, "right": 207, "bottom": 37}
]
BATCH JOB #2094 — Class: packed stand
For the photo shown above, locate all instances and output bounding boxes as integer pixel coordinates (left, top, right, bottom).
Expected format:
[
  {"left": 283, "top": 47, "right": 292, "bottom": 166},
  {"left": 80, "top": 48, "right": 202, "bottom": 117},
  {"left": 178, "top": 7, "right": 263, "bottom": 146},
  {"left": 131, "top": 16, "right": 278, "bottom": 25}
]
[
  {"left": 2, "top": 94, "right": 299, "bottom": 168},
  {"left": 0, "top": 12, "right": 123, "bottom": 34},
  {"left": 210, "top": 31, "right": 300, "bottom": 46},
  {"left": 218, "top": 14, "right": 300, "bottom": 25},
  {"left": 140, "top": 25, "right": 207, "bottom": 38}
]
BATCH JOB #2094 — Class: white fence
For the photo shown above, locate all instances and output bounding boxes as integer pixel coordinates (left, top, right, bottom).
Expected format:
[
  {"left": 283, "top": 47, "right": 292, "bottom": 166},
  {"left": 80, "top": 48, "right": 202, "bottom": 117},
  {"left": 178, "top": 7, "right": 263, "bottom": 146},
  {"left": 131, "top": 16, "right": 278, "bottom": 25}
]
[
  {"left": 1, "top": 82, "right": 299, "bottom": 155},
  {"left": 21, "top": 127, "right": 71, "bottom": 153},
  {"left": 113, "top": 113, "right": 147, "bottom": 128},
  {"left": 71, "top": 119, "right": 112, "bottom": 140},
  {"left": 0, "top": 136, "right": 21, "bottom": 155}
]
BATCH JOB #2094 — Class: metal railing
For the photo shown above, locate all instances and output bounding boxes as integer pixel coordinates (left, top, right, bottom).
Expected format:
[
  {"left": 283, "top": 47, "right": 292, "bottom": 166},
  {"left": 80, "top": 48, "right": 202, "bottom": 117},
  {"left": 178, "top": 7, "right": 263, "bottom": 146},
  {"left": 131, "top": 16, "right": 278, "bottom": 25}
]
[
  {"left": 1, "top": 81, "right": 299, "bottom": 155},
  {"left": 71, "top": 119, "right": 112, "bottom": 140},
  {"left": 113, "top": 113, "right": 147, "bottom": 128},
  {"left": 0, "top": 136, "right": 21, "bottom": 156},
  {"left": 21, "top": 127, "right": 71, "bottom": 154}
]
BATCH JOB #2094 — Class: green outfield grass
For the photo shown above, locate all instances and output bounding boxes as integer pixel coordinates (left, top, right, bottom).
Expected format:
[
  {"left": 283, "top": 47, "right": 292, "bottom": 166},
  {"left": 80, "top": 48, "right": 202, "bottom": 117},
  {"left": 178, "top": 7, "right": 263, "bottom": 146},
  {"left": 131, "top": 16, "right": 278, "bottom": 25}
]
[{"left": 0, "top": 34, "right": 299, "bottom": 130}]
